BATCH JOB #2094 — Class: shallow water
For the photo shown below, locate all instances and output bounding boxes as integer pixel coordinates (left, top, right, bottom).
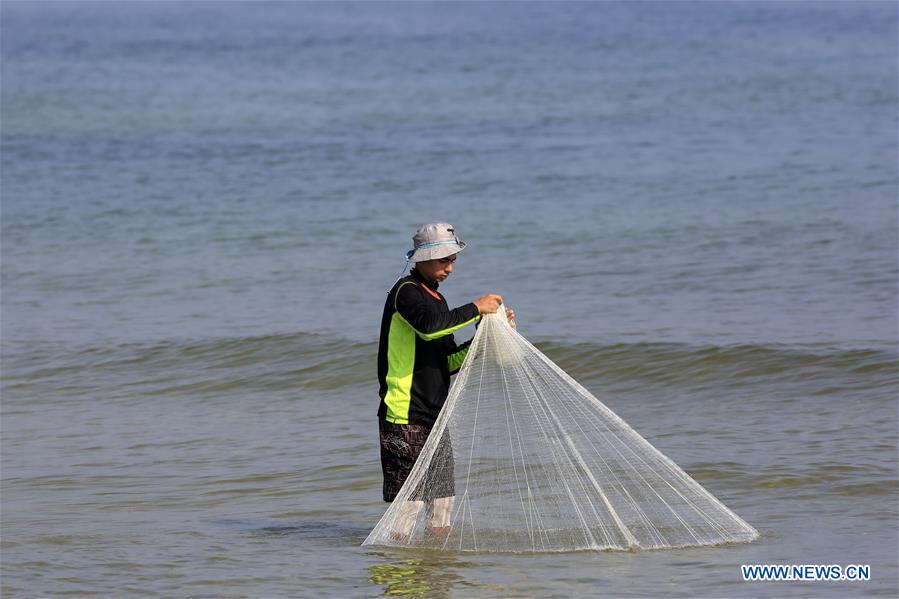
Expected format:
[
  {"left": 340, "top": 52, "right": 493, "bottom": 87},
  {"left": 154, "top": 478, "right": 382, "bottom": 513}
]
[{"left": 2, "top": 2, "right": 897, "bottom": 597}]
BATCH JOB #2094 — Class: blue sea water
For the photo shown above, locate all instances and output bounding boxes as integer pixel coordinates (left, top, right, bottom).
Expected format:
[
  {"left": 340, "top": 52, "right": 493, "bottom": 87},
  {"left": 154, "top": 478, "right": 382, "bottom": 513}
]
[{"left": 1, "top": 2, "right": 897, "bottom": 597}]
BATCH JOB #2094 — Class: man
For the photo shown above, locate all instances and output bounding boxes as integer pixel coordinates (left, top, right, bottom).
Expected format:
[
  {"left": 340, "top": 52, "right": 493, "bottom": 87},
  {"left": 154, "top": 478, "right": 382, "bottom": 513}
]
[{"left": 376, "top": 222, "right": 513, "bottom": 540}]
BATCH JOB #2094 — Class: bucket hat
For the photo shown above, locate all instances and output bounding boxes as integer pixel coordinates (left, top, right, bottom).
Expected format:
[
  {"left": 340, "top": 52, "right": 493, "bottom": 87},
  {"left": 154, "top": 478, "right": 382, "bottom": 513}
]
[{"left": 405, "top": 223, "right": 467, "bottom": 262}]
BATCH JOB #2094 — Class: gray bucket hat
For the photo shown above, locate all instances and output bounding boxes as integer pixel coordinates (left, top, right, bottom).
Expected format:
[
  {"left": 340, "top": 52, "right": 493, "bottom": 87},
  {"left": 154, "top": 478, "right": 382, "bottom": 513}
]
[{"left": 405, "top": 223, "right": 467, "bottom": 262}]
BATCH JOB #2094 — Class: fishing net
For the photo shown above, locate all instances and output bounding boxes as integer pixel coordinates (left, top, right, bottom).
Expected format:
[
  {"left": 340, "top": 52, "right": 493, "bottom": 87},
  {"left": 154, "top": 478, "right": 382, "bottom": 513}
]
[{"left": 363, "top": 307, "right": 759, "bottom": 552}]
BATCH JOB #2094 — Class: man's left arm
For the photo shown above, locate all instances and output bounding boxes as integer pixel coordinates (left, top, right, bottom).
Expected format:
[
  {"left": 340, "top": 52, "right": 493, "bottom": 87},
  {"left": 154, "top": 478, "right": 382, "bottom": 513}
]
[
  {"left": 445, "top": 307, "right": 516, "bottom": 373},
  {"left": 446, "top": 335, "right": 473, "bottom": 374}
]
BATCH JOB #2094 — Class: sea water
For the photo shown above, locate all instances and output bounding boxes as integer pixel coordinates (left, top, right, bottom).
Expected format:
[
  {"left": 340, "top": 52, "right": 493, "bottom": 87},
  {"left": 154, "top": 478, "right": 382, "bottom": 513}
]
[{"left": 2, "top": 2, "right": 896, "bottom": 597}]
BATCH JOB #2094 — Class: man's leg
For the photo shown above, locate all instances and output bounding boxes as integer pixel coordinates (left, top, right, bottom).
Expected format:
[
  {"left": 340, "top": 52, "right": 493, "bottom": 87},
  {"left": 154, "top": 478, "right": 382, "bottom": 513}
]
[
  {"left": 379, "top": 419, "right": 431, "bottom": 541},
  {"left": 426, "top": 495, "right": 455, "bottom": 540},
  {"left": 391, "top": 500, "right": 425, "bottom": 541}
]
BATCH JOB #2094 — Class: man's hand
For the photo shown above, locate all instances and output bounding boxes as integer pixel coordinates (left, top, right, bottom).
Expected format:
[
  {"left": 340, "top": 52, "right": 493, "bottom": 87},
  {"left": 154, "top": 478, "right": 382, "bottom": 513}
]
[
  {"left": 506, "top": 308, "right": 516, "bottom": 329},
  {"left": 474, "top": 294, "right": 503, "bottom": 315}
]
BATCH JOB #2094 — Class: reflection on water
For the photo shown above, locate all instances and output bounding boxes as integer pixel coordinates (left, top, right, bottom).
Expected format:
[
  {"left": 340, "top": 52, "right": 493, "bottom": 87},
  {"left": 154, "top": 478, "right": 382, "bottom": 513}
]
[{"left": 368, "top": 551, "right": 474, "bottom": 598}]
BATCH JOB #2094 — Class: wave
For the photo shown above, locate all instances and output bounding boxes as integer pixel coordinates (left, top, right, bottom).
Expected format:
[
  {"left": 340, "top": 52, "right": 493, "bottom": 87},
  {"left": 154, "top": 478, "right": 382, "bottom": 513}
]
[
  {"left": 2, "top": 333, "right": 896, "bottom": 400},
  {"left": 1, "top": 333, "right": 376, "bottom": 401},
  {"left": 532, "top": 339, "right": 898, "bottom": 391}
]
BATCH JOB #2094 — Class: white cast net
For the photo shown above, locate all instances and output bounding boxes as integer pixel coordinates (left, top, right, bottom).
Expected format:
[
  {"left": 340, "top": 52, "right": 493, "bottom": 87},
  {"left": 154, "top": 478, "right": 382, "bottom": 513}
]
[{"left": 363, "top": 307, "right": 759, "bottom": 552}]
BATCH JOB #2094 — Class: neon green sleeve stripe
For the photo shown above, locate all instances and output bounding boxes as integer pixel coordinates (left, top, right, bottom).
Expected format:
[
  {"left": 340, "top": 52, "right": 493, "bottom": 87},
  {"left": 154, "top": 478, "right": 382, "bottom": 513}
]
[
  {"left": 448, "top": 346, "right": 469, "bottom": 373},
  {"left": 395, "top": 312, "right": 480, "bottom": 341}
]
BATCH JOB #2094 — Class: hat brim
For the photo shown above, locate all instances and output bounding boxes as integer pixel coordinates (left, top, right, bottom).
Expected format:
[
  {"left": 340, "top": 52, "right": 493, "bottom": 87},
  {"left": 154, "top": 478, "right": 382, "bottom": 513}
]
[{"left": 406, "top": 241, "right": 466, "bottom": 262}]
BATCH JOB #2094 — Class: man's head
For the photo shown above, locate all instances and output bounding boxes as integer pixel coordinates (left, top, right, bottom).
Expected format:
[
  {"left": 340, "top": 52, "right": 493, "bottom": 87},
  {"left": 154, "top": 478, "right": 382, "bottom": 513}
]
[{"left": 406, "top": 222, "right": 466, "bottom": 285}]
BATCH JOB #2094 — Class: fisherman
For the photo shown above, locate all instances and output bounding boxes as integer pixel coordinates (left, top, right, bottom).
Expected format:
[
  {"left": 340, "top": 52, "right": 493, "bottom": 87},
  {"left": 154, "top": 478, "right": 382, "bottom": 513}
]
[{"left": 377, "top": 223, "right": 514, "bottom": 540}]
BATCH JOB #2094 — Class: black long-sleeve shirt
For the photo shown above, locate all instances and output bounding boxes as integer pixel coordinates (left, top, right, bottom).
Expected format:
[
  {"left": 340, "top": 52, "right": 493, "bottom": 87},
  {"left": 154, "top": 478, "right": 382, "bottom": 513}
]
[{"left": 377, "top": 268, "right": 480, "bottom": 427}]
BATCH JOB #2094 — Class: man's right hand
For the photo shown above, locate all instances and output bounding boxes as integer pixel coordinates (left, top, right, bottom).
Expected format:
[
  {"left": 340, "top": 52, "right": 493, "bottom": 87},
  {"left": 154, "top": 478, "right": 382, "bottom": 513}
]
[{"left": 474, "top": 294, "right": 503, "bottom": 315}]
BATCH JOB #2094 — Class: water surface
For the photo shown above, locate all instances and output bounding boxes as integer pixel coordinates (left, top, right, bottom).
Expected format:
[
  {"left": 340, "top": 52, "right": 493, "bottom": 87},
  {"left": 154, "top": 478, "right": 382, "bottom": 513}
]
[{"left": 2, "top": 2, "right": 897, "bottom": 597}]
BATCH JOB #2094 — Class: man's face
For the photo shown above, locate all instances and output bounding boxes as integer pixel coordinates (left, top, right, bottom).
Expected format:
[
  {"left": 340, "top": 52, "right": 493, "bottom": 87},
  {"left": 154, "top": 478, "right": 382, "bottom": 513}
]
[{"left": 416, "top": 254, "right": 457, "bottom": 284}]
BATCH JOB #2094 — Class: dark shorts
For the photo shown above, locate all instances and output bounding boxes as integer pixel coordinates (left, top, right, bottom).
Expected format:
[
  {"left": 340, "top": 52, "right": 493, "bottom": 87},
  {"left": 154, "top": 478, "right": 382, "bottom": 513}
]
[{"left": 379, "top": 419, "right": 455, "bottom": 503}]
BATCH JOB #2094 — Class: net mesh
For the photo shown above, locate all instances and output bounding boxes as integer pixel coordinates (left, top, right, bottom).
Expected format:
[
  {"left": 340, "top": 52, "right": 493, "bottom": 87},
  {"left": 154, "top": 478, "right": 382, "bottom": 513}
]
[{"left": 363, "top": 307, "right": 759, "bottom": 552}]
